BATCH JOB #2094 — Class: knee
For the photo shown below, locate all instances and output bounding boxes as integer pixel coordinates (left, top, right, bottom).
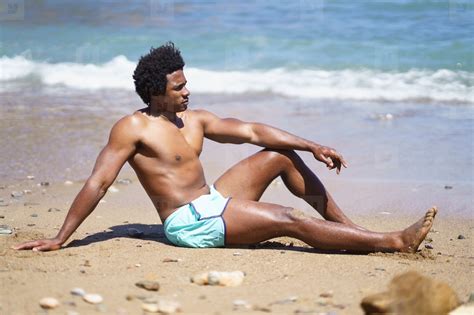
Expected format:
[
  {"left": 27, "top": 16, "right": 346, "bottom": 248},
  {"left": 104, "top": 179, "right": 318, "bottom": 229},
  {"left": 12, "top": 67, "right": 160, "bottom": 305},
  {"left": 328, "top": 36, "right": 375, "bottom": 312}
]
[{"left": 259, "top": 148, "right": 298, "bottom": 167}]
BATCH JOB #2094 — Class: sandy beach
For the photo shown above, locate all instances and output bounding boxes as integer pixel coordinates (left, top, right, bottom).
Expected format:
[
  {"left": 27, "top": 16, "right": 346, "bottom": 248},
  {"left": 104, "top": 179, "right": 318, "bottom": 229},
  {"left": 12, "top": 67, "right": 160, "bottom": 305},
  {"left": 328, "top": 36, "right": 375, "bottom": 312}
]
[
  {"left": 1, "top": 160, "right": 472, "bottom": 314},
  {"left": 1, "top": 2, "right": 473, "bottom": 313}
]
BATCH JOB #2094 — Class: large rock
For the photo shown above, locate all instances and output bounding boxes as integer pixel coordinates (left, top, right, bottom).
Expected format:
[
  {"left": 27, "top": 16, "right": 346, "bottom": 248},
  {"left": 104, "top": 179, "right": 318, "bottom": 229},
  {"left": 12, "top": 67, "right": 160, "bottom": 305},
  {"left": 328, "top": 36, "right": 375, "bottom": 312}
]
[{"left": 361, "top": 271, "right": 459, "bottom": 315}]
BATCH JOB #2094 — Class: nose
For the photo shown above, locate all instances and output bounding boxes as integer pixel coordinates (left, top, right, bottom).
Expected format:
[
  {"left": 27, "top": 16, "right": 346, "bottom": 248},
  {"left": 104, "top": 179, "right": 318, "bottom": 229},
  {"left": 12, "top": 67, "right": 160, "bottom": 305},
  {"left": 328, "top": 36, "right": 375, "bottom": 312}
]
[{"left": 182, "top": 87, "right": 190, "bottom": 98}]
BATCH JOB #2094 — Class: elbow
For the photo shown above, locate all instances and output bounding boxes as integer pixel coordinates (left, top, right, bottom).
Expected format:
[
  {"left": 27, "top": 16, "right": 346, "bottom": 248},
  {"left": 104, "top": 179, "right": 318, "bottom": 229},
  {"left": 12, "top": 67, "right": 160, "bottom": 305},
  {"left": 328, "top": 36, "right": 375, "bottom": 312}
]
[{"left": 85, "top": 177, "right": 112, "bottom": 196}]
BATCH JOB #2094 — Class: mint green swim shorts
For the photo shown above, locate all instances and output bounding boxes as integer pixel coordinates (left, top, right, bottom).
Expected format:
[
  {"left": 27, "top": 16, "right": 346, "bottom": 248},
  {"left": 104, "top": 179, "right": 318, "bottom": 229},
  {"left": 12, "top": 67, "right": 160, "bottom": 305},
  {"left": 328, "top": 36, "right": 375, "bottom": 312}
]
[{"left": 163, "top": 185, "right": 231, "bottom": 248}]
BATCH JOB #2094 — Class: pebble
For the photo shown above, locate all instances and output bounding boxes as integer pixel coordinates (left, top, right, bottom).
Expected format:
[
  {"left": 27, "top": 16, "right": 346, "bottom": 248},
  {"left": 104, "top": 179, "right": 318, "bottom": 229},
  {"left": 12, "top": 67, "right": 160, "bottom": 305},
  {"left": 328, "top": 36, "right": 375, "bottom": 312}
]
[
  {"left": 40, "top": 182, "right": 50, "bottom": 186},
  {"left": 135, "top": 280, "right": 160, "bottom": 291},
  {"left": 83, "top": 293, "right": 103, "bottom": 304},
  {"left": 425, "top": 243, "right": 434, "bottom": 249},
  {"left": 320, "top": 291, "right": 334, "bottom": 298},
  {"left": 0, "top": 225, "right": 13, "bottom": 234},
  {"left": 27, "top": 175, "right": 35, "bottom": 180},
  {"left": 141, "top": 300, "right": 181, "bottom": 314},
  {"left": 444, "top": 185, "right": 453, "bottom": 190},
  {"left": 233, "top": 252, "right": 242, "bottom": 256},
  {"left": 162, "top": 258, "right": 181, "bottom": 263},
  {"left": 30, "top": 213, "right": 38, "bottom": 218},
  {"left": 116, "top": 178, "right": 132, "bottom": 185},
  {"left": 11, "top": 191, "right": 24, "bottom": 198},
  {"left": 191, "top": 271, "right": 245, "bottom": 287},
  {"left": 233, "top": 299, "right": 251, "bottom": 310},
  {"left": 271, "top": 296, "right": 298, "bottom": 305},
  {"left": 0, "top": 215, "right": 4, "bottom": 219},
  {"left": 39, "top": 297, "right": 60, "bottom": 309},
  {"left": 70, "top": 287, "right": 86, "bottom": 297},
  {"left": 64, "top": 180, "right": 74, "bottom": 185},
  {"left": 127, "top": 228, "right": 144, "bottom": 238},
  {"left": 108, "top": 185, "right": 119, "bottom": 193},
  {"left": 457, "top": 234, "right": 466, "bottom": 239},
  {"left": 48, "top": 208, "right": 62, "bottom": 212},
  {"left": 23, "top": 189, "right": 32, "bottom": 194}
]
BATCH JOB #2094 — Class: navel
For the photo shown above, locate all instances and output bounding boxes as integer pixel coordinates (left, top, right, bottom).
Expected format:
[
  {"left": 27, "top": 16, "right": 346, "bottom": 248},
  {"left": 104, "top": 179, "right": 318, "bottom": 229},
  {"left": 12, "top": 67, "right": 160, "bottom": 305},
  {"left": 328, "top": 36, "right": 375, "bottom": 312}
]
[{"left": 175, "top": 155, "right": 182, "bottom": 161}]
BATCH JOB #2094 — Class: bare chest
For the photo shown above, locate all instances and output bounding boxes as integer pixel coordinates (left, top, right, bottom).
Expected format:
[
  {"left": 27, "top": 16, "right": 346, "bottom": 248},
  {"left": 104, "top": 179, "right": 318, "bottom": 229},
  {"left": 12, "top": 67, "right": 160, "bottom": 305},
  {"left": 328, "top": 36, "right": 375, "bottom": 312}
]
[{"left": 135, "top": 120, "right": 204, "bottom": 164}]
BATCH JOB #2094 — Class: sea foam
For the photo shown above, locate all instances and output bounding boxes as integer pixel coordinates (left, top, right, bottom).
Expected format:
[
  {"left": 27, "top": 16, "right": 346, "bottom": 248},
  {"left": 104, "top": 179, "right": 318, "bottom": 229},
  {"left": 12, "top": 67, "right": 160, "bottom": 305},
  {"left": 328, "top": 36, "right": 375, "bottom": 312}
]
[{"left": 0, "top": 55, "right": 472, "bottom": 104}]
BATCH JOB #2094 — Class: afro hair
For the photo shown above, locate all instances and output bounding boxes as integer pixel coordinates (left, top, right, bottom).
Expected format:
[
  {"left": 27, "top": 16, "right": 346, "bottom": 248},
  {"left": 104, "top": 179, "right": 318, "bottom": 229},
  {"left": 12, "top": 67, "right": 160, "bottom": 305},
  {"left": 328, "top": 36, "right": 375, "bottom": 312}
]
[{"left": 133, "top": 42, "right": 185, "bottom": 105}]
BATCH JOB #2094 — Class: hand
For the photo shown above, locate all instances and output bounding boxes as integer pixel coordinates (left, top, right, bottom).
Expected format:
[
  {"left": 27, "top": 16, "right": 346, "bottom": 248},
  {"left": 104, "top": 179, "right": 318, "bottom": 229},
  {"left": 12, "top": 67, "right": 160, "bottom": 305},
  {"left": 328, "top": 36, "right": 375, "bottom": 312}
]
[
  {"left": 312, "top": 145, "right": 348, "bottom": 174},
  {"left": 12, "top": 237, "right": 64, "bottom": 252}
]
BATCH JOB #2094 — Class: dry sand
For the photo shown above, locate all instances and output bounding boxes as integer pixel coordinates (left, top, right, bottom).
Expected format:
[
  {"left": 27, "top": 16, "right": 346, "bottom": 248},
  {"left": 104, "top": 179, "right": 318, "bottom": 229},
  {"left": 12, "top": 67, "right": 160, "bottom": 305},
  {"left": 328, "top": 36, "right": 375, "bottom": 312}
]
[{"left": 0, "top": 164, "right": 473, "bottom": 314}]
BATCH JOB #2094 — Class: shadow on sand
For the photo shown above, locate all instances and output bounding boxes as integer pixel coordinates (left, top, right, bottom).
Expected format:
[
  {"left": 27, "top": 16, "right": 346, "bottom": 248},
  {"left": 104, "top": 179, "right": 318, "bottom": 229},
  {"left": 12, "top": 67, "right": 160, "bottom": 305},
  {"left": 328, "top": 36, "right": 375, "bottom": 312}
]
[{"left": 65, "top": 223, "right": 355, "bottom": 255}]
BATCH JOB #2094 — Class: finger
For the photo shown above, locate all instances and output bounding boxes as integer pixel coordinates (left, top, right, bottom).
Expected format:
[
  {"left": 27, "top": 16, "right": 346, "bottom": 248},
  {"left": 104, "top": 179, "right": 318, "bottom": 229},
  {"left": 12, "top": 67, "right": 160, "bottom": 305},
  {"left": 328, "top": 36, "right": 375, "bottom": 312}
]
[{"left": 12, "top": 241, "right": 41, "bottom": 250}]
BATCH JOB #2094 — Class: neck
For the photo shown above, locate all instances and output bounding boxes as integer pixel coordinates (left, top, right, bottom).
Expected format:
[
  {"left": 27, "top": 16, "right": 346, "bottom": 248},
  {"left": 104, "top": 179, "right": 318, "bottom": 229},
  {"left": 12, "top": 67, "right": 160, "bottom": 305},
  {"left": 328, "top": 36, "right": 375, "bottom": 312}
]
[{"left": 148, "top": 104, "right": 178, "bottom": 122}]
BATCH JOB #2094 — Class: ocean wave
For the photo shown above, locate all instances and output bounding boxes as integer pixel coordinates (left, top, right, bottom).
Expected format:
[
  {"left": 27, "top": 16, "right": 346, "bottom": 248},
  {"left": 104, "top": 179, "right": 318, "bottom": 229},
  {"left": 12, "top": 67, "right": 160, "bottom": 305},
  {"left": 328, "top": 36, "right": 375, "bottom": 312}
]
[{"left": 1, "top": 55, "right": 472, "bottom": 104}]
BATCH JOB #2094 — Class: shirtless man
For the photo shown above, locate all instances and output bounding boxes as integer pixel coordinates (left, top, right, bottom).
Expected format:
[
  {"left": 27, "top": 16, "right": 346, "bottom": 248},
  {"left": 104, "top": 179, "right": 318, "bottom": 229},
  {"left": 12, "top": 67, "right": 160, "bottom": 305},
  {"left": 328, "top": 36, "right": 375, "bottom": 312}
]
[{"left": 14, "top": 42, "right": 437, "bottom": 252}]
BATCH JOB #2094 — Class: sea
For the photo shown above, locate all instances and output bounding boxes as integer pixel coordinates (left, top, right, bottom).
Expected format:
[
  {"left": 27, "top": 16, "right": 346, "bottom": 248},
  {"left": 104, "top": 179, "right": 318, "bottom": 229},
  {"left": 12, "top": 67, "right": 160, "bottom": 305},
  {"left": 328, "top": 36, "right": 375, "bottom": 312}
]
[{"left": 0, "top": 1, "right": 472, "bottom": 211}]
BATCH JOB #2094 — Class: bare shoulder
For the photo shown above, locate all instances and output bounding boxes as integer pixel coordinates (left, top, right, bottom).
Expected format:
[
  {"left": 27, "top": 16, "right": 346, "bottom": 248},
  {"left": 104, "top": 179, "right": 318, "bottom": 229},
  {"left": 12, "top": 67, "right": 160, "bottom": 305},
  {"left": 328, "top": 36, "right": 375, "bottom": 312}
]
[
  {"left": 189, "top": 109, "right": 220, "bottom": 125},
  {"left": 109, "top": 112, "right": 146, "bottom": 143}
]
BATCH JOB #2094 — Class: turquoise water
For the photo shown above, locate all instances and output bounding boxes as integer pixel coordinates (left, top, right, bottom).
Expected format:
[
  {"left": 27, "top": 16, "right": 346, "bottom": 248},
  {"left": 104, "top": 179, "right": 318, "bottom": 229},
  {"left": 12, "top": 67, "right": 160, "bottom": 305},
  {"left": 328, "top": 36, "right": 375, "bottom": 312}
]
[
  {"left": 0, "top": 0, "right": 472, "bottom": 102},
  {"left": 0, "top": 1, "right": 472, "bottom": 188}
]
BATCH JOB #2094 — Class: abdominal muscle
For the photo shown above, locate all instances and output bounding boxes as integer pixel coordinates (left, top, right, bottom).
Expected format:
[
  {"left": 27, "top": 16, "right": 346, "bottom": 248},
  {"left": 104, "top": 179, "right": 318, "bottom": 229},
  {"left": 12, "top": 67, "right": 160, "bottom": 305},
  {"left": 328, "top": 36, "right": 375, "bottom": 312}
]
[{"left": 129, "top": 155, "right": 209, "bottom": 222}]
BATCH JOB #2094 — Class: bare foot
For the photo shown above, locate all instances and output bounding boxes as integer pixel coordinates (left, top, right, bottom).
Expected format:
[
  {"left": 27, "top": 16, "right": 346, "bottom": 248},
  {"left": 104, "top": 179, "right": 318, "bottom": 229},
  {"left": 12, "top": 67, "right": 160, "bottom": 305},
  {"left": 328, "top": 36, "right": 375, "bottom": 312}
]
[{"left": 400, "top": 206, "right": 438, "bottom": 253}]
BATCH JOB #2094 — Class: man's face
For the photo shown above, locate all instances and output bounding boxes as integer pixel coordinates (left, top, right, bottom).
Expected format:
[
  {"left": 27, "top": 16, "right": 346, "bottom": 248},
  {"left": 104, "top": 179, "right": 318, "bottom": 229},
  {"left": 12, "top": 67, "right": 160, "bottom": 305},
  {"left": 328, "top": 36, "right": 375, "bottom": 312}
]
[{"left": 159, "top": 69, "right": 190, "bottom": 112}]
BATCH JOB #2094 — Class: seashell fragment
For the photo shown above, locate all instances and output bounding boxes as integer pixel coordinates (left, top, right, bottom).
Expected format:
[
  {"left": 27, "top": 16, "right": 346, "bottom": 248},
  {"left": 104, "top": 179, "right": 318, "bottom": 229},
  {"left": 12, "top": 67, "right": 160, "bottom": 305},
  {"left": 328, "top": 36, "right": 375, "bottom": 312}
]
[
  {"left": 39, "top": 297, "right": 60, "bottom": 309},
  {"left": 191, "top": 271, "right": 245, "bottom": 287},
  {"left": 83, "top": 293, "right": 103, "bottom": 304}
]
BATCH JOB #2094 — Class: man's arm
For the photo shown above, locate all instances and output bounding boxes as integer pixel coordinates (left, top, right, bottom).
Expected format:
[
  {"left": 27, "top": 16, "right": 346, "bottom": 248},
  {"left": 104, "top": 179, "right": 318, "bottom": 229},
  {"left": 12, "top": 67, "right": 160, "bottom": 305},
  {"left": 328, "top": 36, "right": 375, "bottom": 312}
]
[
  {"left": 13, "top": 116, "right": 141, "bottom": 251},
  {"left": 199, "top": 110, "right": 347, "bottom": 173}
]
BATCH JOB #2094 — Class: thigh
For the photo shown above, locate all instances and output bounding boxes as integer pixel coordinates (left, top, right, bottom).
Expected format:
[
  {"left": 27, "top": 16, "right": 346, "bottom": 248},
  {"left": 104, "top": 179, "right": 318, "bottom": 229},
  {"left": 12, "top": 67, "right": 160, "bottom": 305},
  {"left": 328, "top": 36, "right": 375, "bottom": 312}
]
[
  {"left": 214, "top": 149, "right": 285, "bottom": 200},
  {"left": 223, "top": 198, "right": 293, "bottom": 245}
]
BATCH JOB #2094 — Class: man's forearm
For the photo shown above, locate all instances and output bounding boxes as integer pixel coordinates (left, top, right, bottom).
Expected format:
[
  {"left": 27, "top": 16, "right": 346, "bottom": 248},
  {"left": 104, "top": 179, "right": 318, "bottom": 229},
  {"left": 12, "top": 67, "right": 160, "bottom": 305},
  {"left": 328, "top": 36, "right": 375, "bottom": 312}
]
[
  {"left": 55, "top": 180, "right": 107, "bottom": 243},
  {"left": 249, "top": 123, "right": 318, "bottom": 151}
]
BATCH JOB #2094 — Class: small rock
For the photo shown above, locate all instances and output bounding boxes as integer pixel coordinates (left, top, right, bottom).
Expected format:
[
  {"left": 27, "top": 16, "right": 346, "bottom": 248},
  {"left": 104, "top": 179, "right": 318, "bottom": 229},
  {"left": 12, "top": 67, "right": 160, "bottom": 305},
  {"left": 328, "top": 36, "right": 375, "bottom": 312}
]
[
  {"left": 27, "top": 223, "right": 35, "bottom": 227},
  {"left": 108, "top": 185, "right": 119, "bottom": 193},
  {"left": 127, "top": 228, "right": 144, "bottom": 238},
  {"left": 40, "top": 182, "right": 50, "bottom": 186},
  {"left": 70, "top": 287, "right": 86, "bottom": 297},
  {"left": 361, "top": 271, "right": 459, "bottom": 314},
  {"left": 469, "top": 292, "right": 474, "bottom": 303},
  {"left": 444, "top": 185, "right": 453, "bottom": 190},
  {"left": 450, "top": 304, "right": 474, "bottom": 315},
  {"left": 135, "top": 280, "right": 160, "bottom": 291},
  {"left": 30, "top": 213, "right": 38, "bottom": 218},
  {"left": 457, "top": 235, "right": 466, "bottom": 240},
  {"left": 162, "top": 258, "right": 181, "bottom": 263},
  {"left": 320, "top": 291, "right": 334, "bottom": 298},
  {"left": 83, "top": 293, "right": 103, "bottom": 304},
  {"left": 27, "top": 175, "right": 35, "bottom": 180},
  {"left": 375, "top": 268, "right": 386, "bottom": 271},
  {"left": 0, "top": 215, "right": 4, "bottom": 219},
  {"left": 425, "top": 243, "right": 434, "bottom": 249},
  {"left": 191, "top": 271, "right": 245, "bottom": 287},
  {"left": 11, "top": 191, "right": 24, "bottom": 198},
  {"left": 48, "top": 208, "right": 62, "bottom": 212},
  {"left": 0, "top": 225, "right": 13, "bottom": 234},
  {"left": 64, "top": 180, "right": 74, "bottom": 185},
  {"left": 116, "top": 178, "right": 132, "bottom": 185},
  {"left": 271, "top": 296, "right": 298, "bottom": 305},
  {"left": 23, "top": 189, "right": 32, "bottom": 194},
  {"left": 233, "top": 252, "right": 242, "bottom": 256},
  {"left": 135, "top": 263, "right": 141, "bottom": 267},
  {"left": 141, "top": 300, "right": 181, "bottom": 314},
  {"left": 233, "top": 299, "right": 251, "bottom": 310},
  {"left": 39, "top": 297, "right": 60, "bottom": 309},
  {"left": 252, "top": 305, "right": 272, "bottom": 312}
]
